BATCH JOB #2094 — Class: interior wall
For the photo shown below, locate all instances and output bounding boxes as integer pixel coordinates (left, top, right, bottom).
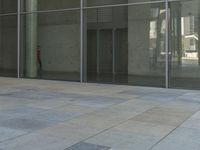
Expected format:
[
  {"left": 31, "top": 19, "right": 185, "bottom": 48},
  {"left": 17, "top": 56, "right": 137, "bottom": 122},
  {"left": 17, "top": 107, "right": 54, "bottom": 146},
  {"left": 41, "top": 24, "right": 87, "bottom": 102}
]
[
  {"left": 115, "top": 28, "right": 128, "bottom": 74},
  {"left": 2, "top": 17, "right": 17, "bottom": 70},
  {"left": 38, "top": 0, "right": 79, "bottom": 10},
  {"left": 0, "top": 1, "right": 17, "bottom": 72},
  {"left": 99, "top": 29, "right": 113, "bottom": 73},
  {"left": 87, "top": 30, "right": 97, "bottom": 73},
  {"left": 0, "top": 0, "right": 17, "bottom": 13},
  {"left": 37, "top": 1, "right": 80, "bottom": 73},
  {"left": 0, "top": 16, "right": 17, "bottom": 71}
]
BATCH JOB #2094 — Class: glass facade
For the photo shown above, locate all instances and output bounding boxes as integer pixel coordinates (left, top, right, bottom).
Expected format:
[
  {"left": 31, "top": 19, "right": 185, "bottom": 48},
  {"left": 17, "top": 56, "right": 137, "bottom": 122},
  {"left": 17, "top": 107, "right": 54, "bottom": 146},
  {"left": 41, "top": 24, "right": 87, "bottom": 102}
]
[
  {"left": 0, "top": 0, "right": 17, "bottom": 14},
  {"left": 0, "top": 15, "right": 18, "bottom": 77},
  {"left": 20, "top": 11, "right": 80, "bottom": 81},
  {"left": 169, "top": 0, "right": 200, "bottom": 89},
  {"left": 0, "top": 0, "right": 200, "bottom": 90},
  {"left": 85, "top": 3, "right": 166, "bottom": 87}
]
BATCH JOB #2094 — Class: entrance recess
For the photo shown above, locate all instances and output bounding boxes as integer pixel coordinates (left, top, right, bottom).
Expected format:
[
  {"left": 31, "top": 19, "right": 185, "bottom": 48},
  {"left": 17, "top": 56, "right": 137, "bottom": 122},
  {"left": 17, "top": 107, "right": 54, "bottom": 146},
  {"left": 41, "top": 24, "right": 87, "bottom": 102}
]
[{"left": 85, "top": 1, "right": 167, "bottom": 87}]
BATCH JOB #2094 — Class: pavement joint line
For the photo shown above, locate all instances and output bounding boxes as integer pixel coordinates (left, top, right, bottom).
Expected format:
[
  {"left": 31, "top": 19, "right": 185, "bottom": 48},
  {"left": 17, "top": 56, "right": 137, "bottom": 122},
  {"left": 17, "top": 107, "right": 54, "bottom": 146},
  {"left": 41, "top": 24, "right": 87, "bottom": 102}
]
[
  {"left": 64, "top": 105, "right": 160, "bottom": 149},
  {"left": 148, "top": 107, "right": 200, "bottom": 150},
  {"left": 0, "top": 94, "right": 150, "bottom": 147},
  {"left": 0, "top": 97, "right": 138, "bottom": 144},
  {"left": 0, "top": 132, "right": 30, "bottom": 144},
  {"left": 1, "top": 78, "right": 200, "bottom": 149}
]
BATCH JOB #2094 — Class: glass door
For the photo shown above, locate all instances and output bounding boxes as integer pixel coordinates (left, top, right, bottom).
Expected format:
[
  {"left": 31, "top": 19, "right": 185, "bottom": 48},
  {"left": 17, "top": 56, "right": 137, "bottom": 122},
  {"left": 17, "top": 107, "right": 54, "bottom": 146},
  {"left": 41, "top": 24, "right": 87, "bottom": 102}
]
[{"left": 169, "top": 0, "right": 200, "bottom": 89}]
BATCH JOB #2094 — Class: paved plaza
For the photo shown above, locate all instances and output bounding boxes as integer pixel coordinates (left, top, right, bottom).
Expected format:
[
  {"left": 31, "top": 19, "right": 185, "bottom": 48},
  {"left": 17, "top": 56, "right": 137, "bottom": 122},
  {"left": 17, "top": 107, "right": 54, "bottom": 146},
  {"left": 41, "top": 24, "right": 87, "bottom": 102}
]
[{"left": 0, "top": 77, "right": 199, "bottom": 150}]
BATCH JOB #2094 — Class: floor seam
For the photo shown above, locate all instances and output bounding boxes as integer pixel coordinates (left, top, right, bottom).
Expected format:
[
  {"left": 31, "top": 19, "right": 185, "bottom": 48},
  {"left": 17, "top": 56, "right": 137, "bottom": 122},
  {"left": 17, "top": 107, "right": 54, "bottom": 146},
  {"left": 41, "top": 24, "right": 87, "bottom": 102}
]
[
  {"left": 64, "top": 105, "right": 159, "bottom": 149},
  {"left": 148, "top": 109, "right": 200, "bottom": 150}
]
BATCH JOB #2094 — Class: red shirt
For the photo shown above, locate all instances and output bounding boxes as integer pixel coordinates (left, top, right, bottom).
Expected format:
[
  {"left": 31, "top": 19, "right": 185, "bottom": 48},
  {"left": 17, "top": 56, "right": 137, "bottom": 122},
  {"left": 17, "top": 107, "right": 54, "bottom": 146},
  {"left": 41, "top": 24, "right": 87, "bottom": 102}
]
[{"left": 37, "top": 49, "right": 41, "bottom": 61}]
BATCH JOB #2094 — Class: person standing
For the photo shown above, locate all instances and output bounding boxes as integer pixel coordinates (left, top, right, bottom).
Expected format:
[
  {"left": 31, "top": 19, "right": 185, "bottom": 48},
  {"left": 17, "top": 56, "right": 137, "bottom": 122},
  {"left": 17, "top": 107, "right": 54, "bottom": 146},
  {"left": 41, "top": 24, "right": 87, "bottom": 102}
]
[{"left": 37, "top": 45, "right": 42, "bottom": 70}]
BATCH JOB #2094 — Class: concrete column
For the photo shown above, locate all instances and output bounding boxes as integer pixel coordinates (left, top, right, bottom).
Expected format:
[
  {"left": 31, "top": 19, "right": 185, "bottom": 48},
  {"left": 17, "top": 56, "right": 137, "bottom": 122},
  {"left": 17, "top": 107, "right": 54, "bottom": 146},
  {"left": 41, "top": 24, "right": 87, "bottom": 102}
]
[
  {"left": 25, "top": 0, "right": 38, "bottom": 78},
  {"left": 198, "top": 1, "right": 200, "bottom": 66},
  {"left": 177, "top": 4, "right": 182, "bottom": 66},
  {"left": 128, "top": 4, "right": 151, "bottom": 76}
]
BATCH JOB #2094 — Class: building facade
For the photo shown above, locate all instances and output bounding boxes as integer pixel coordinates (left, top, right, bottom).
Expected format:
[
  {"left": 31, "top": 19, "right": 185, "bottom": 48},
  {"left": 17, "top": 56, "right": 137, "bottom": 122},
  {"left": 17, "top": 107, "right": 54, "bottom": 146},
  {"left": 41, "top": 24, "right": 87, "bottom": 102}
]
[{"left": 0, "top": 0, "right": 200, "bottom": 89}]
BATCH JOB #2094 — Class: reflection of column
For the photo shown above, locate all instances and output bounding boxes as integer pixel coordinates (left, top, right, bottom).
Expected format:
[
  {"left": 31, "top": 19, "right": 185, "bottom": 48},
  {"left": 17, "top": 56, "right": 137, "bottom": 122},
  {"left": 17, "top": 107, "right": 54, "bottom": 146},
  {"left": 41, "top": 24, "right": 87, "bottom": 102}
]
[
  {"left": 154, "top": 9, "right": 161, "bottom": 68},
  {"left": 198, "top": 4, "right": 200, "bottom": 66},
  {"left": 112, "top": 28, "right": 115, "bottom": 75},
  {"left": 97, "top": 29, "right": 100, "bottom": 74},
  {"left": 83, "top": 0, "right": 87, "bottom": 82},
  {"left": 170, "top": 2, "right": 182, "bottom": 66},
  {"left": 177, "top": 3, "right": 182, "bottom": 66},
  {"left": 26, "top": 0, "right": 38, "bottom": 78}
]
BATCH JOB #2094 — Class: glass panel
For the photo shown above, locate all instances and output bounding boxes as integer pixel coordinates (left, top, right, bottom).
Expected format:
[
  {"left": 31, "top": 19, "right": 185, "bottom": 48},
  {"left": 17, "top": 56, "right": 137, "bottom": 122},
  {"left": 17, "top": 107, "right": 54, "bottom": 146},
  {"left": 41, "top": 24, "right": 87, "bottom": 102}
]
[
  {"left": 39, "top": 0, "right": 80, "bottom": 10},
  {"left": 0, "top": 0, "right": 17, "bottom": 14},
  {"left": 21, "top": 10, "right": 80, "bottom": 81},
  {"left": 169, "top": 0, "right": 200, "bottom": 89},
  {"left": 84, "top": 3, "right": 166, "bottom": 87},
  {"left": 85, "top": 0, "right": 164, "bottom": 7},
  {"left": 21, "top": 0, "right": 80, "bottom": 12},
  {"left": 0, "top": 15, "right": 17, "bottom": 77}
]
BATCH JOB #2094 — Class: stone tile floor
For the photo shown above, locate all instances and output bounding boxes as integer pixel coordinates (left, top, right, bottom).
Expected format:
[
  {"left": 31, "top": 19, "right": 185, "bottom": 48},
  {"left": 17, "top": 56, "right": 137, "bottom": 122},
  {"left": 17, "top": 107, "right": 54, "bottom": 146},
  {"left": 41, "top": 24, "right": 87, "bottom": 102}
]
[{"left": 0, "top": 77, "right": 199, "bottom": 150}]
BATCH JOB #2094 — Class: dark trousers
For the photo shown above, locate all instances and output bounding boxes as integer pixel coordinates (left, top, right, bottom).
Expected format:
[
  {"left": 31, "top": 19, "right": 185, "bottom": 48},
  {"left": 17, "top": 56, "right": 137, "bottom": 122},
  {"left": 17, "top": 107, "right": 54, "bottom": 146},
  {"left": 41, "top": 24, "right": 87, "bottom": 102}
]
[{"left": 38, "top": 59, "right": 42, "bottom": 69}]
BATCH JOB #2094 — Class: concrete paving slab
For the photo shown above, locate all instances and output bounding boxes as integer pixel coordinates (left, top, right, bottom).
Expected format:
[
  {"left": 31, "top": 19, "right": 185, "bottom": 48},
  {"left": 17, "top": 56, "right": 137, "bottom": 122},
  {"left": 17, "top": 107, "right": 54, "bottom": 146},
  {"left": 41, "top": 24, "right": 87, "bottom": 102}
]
[
  {"left": 0, "top": 78, "right": 199, "bottom": 150},
  {"left": 118, "top": 88, "right": 159, "bottom": 97},
  {"left": 0, "top": 127, "right": 26, "bottom": 142},
  {"left": 0, "top": 133, "right": 71, "bottom": 150},
  {"left": 139, "top": 91, "right": 182, "bottom": 102},
  {"left": 181, "top": 118, "right": 200, "bottom": 130},
  {"left": 190, "top": 111, "right": 200, "bottom": 119},
  {"left": 27, "top": 99, "right": 74, "bottom": 109},
  {"left": 160, "top": 100, "right": 200, "bottom": 113},
  {"left": 31, "top": 110, "right": 81, "bottom": 122},
  {"left": 40, "top": 122, "right": 101, "bottom": 139},
  {"left": 151, "top": 127, "right": 200, "bottom": 150},
  {"left": 181, "top": 111, "right": 200, "bottom": 129},
  {"left": 65, "top": 142, "right": 111, "bottom": 150},
  {"left": 0, "top": 118, "right": 55, "bottom": 132},
  {"left": 177, "top": 93, "right": 200, "bottom": 103},
  {"left": 0, "top": 105, "right": 46, "bottom": 117},
  {"left": 132, "top": 106, "right": 193, "bottom": 126},
  {"left": 86, "top": 129, "right": 160, "bottom": 150},
  {"left": 0, "top": 89, "right": 69, "bottom": 100},
  {"left": 114, "top": 120, "right": 175, "bottom": 137},
  {"left": 52, "top": 103, "right": 98, "bottom": 114}
]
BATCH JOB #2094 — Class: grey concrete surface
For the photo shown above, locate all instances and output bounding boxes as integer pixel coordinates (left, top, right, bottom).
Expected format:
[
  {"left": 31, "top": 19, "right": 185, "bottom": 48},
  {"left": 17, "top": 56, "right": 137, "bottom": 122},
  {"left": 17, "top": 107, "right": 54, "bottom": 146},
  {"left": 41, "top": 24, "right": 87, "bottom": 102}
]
[{"left": 0, "top": 77, "right": 199, "bottom": 150}]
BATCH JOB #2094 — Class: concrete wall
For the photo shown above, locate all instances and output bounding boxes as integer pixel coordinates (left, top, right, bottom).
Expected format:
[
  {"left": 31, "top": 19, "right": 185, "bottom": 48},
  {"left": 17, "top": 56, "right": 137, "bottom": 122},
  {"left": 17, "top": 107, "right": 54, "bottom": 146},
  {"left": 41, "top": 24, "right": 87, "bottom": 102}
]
[
  {"left": 128, "top": 5, "right": 151, "bottom": 76},
  {"left": 38, "top": 11, "right": 80, "bottom": 73}
]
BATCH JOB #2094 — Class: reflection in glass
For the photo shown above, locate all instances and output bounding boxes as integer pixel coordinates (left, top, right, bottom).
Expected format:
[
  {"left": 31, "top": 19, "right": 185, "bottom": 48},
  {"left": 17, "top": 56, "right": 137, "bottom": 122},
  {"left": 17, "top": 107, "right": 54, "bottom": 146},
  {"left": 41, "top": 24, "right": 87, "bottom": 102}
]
[
  {"left": 38, "top": 0, "right": 80, "bottom": 11},
  {"left": 21, "top": 0, "right": 80, "bottom": 12},
  {"left": 21, "top": 10, "right": 80, "bottom": 81},
  {"left": 85, "top": 3, "right": 166, "bottom": 87},
  {"left": 169, "top": 0, "right": 200, "bottom": 89},
  {"left": 85, "top": 0, "right": 164, "bottom": 7},
  {"left": 0, "top": 15, "right": 17, "bottom": 77},
  {"left": 0, "top": 0, "right": 17, "bottom": 14}
]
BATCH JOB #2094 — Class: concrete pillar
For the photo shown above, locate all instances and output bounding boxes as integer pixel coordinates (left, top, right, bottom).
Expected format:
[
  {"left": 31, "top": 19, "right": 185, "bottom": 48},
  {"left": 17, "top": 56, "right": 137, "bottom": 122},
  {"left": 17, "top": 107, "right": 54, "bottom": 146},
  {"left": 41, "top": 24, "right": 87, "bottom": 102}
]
[
  {"left": 198, "top": 1, "right": 200, "bottom": 66},
  {"left": 25, "top": 0, "right": 38, "bottom": 78},
  {"left": 128, "top": 4, "right": 150, "bottom": 76}
]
